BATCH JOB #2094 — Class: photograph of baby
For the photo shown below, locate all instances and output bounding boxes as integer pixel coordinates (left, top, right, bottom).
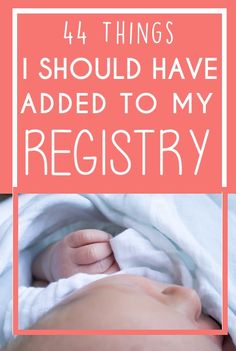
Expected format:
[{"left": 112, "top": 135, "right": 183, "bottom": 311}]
[{"left": 0, "top": 194, "right": 235, "bottom": 351}]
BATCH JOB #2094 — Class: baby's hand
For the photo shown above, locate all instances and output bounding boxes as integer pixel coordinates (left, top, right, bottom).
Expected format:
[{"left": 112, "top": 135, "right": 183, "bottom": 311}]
[{"left": 48, "top": 229, "right": 119, "bottom": 281}]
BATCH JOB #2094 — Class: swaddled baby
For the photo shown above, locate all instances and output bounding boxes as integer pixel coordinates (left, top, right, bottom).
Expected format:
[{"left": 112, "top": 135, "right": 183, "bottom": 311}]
[{"left": 28, "top": 229, "right": 235, "bottom": 351}]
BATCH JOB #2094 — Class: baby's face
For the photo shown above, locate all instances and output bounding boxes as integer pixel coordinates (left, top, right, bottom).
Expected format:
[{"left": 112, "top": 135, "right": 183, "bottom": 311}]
[
  {"left": 62, "top": 274, "right": 222, "bottom": 347},
  {"left": 7, "top": 274, "right": 223, "bottom": 351}
]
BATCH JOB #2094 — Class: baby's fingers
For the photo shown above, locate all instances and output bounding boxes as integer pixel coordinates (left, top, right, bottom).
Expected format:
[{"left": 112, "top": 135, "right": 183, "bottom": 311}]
[
  {"left": 105, "top": 261, "right": 120, "bottom": 274},
  {"left": 77, "top": 254, "right": 115, "bottom": 274},
  {"left": 66, "top": 229, "right": 112, "bottom": 248},
  {"left": 72, "top": 242, "right": 112, "bottom": 265}
]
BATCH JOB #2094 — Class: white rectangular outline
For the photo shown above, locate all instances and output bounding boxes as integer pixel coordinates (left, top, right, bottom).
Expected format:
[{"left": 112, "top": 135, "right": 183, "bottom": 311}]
[{"left": 12, "top": 8, "right": 227, "bottom": 188}]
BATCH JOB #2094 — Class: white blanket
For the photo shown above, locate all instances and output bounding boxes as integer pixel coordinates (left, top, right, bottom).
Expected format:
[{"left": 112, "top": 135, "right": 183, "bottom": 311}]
[{"left": 0, "top": 194, "right": 235, "bottom": 347}]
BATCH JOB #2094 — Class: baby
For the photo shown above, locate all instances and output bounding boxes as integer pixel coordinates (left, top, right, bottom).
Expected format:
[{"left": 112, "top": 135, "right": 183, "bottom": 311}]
[
  {"left": 4, "top": 274, "right": 236, "bottom": 351},
  {"left": 17, "top": 229, "right": 232, "bottom": 351}
]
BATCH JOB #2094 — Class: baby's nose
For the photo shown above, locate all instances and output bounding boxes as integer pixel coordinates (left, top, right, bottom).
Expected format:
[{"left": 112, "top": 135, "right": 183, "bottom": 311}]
[{"left": 162, "top": 285, "right": 202, "bottom": 322}]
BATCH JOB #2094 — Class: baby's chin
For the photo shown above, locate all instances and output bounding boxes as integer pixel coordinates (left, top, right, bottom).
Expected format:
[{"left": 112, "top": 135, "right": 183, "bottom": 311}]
[{"left": 197, "top": 314, "right": 223, "bottom": 348}]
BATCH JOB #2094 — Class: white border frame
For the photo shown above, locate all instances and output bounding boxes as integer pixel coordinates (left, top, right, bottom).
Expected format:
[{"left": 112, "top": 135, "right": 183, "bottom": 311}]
[{"left": 12, "top": 8, "right": 227, "bottom": 188}]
